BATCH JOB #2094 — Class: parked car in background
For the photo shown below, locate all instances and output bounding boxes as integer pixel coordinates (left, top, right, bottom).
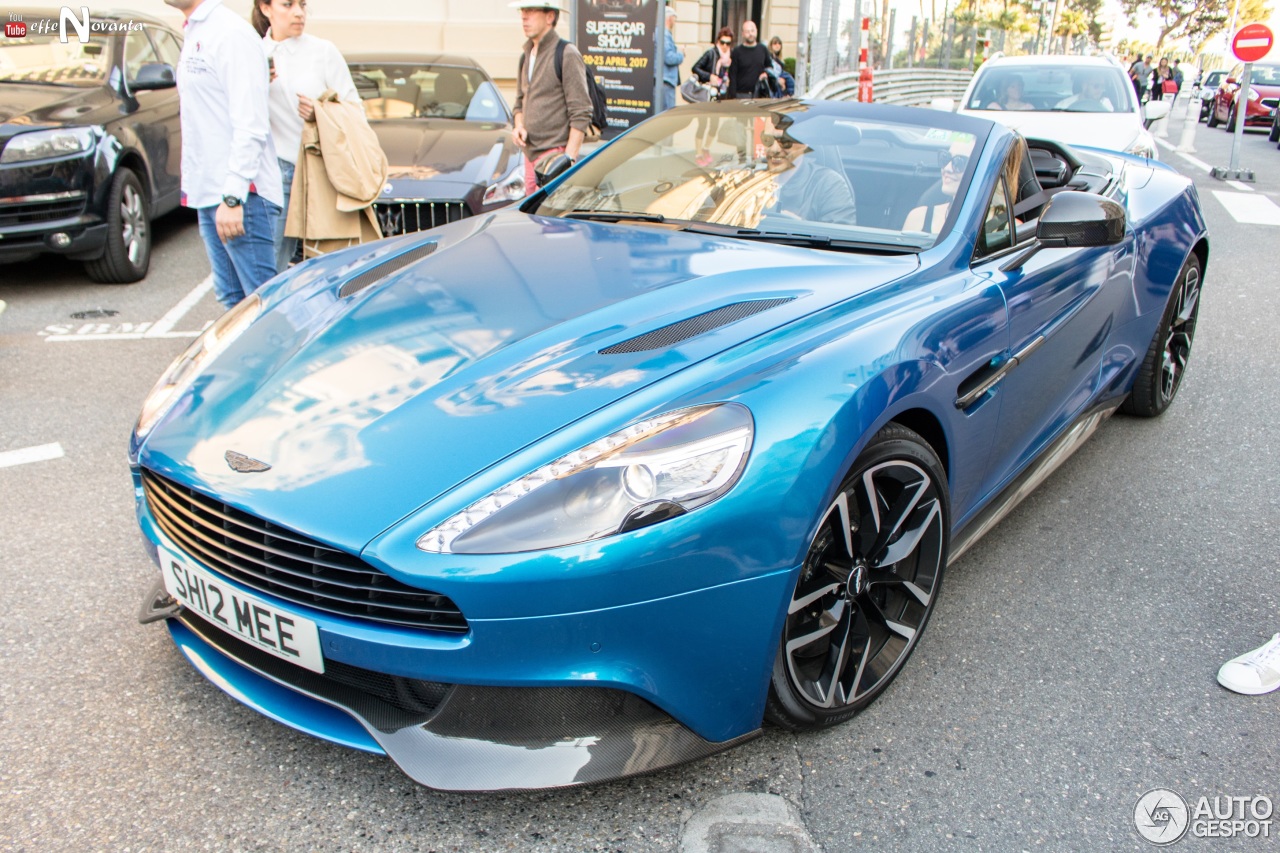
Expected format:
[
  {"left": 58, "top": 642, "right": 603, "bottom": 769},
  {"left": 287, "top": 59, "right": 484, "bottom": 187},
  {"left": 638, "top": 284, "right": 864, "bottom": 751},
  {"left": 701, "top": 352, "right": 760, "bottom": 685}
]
[
  {"left": 1206, "top": 62, "right": 1280, "bottom": 131},
  {"left": 1193, "top": 69, "right": 1227, "bottom": 122},
  {"left": 0, "top": 9, "right": 183, "bottom": 282},
  {"left": 957, "top": 55, "right": 1168, "bottom": 159},
  {"left": 346, "top": 54, "right": 525, "bottom": 238},
  {"left": 134, "top": 100, "right": 1209, "bottom": 792}
]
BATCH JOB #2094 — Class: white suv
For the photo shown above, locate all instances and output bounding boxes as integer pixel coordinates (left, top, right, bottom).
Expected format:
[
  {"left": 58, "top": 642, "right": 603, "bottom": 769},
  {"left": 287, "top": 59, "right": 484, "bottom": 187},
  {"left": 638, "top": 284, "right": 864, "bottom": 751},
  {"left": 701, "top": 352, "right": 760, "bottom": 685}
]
[{"left": 955, "top": 55, "right": 1170, "bottom": 159}]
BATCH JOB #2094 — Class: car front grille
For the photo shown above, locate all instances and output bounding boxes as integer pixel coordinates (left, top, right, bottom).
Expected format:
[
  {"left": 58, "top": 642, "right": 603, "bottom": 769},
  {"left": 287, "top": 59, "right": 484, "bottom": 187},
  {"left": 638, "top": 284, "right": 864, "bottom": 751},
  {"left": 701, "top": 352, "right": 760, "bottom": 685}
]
[
  {"left": 374, "top": 200, "right": 469, "bottom": 237},
  {"left": 0, "top": 192, "right": 87, "bottom": 227},
  {"left": 142, "top": 469, "right": 468, "bottom": 632}
]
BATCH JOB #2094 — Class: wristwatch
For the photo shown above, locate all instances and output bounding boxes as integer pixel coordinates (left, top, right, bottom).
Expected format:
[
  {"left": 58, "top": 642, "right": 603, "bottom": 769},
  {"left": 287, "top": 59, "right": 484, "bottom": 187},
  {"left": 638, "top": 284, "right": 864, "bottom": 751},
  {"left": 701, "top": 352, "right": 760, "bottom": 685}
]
[{"left": 221, "top": 195, "right": 243, "bottom": 208}]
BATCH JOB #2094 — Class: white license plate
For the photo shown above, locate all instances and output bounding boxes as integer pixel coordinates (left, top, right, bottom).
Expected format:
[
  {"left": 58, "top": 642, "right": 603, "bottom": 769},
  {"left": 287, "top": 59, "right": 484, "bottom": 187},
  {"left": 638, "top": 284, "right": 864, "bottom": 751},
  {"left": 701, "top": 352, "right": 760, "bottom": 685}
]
[{"left": 160, "top": 545, "right": 325, "bottom": 674}]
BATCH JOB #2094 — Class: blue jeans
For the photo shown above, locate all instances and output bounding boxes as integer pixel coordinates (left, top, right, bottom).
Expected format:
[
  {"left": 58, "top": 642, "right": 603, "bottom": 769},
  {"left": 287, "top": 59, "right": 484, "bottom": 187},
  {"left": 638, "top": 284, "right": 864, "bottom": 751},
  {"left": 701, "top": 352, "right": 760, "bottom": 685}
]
[
  {"left": 197, "top": 193, "right": 280, "bottom": 309},
  {"left": 273, "top": 157, "right": 297, "bottom": 274},
  {"left": 662, "top": 82, "right": 676, "bottom": 111}
]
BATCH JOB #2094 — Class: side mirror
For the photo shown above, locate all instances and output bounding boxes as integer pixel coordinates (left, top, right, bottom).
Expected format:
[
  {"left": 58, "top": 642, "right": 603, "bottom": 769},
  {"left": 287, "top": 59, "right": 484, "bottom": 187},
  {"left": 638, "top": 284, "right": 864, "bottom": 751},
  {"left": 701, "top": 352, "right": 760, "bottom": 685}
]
[
  {"left": 1226, "top": 77, "right": 1238, "bottom": 85},
  {"left": 131, "top": 63, "right": 176, "bottom": 91},
  {"left": 1000, "top": 191, "right": 1125, "bottom": 272},
  {"left": 929, "top": 97, "right": 956, "bottom": 112},
  {"left": 1143, "top": 99, "right": 1171, "bottom": 127}
]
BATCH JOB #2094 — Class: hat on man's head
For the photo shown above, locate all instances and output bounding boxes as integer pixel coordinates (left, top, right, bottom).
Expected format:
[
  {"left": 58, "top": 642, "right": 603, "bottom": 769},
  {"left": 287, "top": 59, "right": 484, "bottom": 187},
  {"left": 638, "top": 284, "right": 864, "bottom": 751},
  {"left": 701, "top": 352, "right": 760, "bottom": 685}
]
[{"left": 509, "top": 0, "right": 568, "bottom": 10}]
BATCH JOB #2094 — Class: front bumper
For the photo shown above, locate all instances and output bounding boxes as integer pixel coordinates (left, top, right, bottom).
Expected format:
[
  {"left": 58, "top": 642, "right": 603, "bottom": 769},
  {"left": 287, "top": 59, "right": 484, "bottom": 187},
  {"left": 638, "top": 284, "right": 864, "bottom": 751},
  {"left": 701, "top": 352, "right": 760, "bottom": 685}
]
[{"left": 143, "top": 581, "right": 763, "bottom": 791}]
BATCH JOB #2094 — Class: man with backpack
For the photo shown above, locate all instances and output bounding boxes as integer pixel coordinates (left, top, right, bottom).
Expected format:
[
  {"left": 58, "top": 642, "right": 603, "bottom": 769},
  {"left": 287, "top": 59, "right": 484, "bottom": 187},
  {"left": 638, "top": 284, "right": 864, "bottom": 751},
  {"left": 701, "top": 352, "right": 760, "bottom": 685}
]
[{"left": 512, "top": 0, "right": 594, "bottom": 193}]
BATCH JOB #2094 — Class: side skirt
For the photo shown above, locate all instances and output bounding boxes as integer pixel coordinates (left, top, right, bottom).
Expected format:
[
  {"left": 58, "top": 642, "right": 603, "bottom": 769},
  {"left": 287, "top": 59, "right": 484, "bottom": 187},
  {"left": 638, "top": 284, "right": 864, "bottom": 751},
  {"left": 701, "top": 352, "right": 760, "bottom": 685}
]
[{"left": 948, "top": 400, "right": 1121, "bottom": 566}]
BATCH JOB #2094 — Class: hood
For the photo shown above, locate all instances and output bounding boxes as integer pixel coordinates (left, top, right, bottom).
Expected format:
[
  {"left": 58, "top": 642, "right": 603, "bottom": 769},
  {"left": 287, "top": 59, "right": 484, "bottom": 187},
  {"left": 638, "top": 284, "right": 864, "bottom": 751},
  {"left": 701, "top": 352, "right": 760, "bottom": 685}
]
[
  {"left": 141, "top": 213, "right": 919, "bottom": 551},
  {"left": 965, "top": 110, "right": 1145, "bottom": 154},
  {"left": 371, "top": 118, "right": 518, "bottom": 195},
  {"left": 0, "top": 82, "right": 114, "bottom": 141}
]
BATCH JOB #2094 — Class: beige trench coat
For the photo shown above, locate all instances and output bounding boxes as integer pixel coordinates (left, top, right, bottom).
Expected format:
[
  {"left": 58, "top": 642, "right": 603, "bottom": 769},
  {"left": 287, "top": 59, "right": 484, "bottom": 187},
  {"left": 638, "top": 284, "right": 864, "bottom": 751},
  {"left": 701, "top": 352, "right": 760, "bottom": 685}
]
[{"left": 284, "top": 89, "right": 388, "bottom": 257}]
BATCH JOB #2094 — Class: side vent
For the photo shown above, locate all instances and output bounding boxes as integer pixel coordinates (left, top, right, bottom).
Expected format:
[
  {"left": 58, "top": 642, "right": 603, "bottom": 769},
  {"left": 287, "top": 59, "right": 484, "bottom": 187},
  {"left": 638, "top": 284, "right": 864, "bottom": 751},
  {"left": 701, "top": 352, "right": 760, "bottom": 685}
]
[
  {"left": 600, "top": 298, "right": 795, "bottom": 355},
  {"left": 338, "top": 242, "right": 438, "bottom": 298}
]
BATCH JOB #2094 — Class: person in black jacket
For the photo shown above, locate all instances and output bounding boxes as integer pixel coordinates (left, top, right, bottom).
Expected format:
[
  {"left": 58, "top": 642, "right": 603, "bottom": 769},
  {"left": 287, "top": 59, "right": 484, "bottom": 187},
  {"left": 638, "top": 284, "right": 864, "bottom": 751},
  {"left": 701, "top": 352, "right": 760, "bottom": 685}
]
[
  {"left": 728, "top": 21, "right": 771, "bottom": 98},
  {"left": 691, "top": 27, "right": 733, "bottom": 164}
]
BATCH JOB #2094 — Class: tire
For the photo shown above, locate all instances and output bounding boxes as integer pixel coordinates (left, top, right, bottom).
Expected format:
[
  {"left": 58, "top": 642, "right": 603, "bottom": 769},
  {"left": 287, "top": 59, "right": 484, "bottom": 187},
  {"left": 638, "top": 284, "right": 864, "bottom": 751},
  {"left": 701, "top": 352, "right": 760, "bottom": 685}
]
[
  {"left": 1206, "top": 104, "right": 1220, "bottom": 128},
  {"left": 1268, "top": 115, "right": 1279, "bottom": 142},
  {"left": 1198, "top": 102, "right": 1210, "bottom": 123},
  {"left": 1226, "top": 106, "right": 1238, "bottom": 132},
  {"left": 765, "top": 423, "right": 949, "bottom": 731},
  {"left": 84, "top": 168, "right": 150, "bottom": 283},
  {"left": 1122, "top": 255, "right": 1201, "bottom": 418}
]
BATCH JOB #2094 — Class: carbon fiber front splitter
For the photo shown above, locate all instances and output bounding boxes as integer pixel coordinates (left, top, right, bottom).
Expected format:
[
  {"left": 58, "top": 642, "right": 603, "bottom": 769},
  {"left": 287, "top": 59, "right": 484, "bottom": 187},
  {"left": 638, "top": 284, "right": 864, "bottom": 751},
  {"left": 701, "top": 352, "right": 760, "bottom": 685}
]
[{"left": 146, "top": 582, "right": 760, "bottom": 792}]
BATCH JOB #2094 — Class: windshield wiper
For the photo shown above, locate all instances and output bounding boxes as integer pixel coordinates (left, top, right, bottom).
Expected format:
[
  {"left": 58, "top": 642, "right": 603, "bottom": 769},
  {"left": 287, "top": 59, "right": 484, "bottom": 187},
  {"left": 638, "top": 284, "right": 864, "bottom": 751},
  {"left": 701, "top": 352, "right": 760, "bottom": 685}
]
[
  {"left": 678, "top": 222, "right": 919, "bottom": 254},
  {"left": 564, "top": 210, "right": 666, "bottom": 223}
]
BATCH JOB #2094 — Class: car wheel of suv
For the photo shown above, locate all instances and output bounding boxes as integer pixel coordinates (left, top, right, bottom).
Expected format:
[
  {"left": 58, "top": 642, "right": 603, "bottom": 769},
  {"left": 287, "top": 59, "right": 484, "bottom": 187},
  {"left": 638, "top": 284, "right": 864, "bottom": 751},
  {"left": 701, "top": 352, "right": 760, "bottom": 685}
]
[
  {"left": 1206, "top": 103, "right": 1220, "bottom": 128},
  {"left": 85, "top": 168, "right": 150, "bottom": 284},
  {"left": 1122, "top": 254, "right": 1201, "bottom": 418},
  {"left": 765, "top": 423, "right": 948, "bottom": 731}
]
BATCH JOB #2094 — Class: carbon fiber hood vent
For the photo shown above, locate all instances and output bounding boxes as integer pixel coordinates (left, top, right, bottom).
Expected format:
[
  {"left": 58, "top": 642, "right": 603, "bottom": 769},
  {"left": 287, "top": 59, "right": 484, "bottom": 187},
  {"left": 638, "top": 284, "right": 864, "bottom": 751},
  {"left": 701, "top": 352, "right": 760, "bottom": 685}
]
[
  {"left": 600, "top": 298, "right": 796, "bottom": 354},
  {"left": 338, "top": 242, "right": 438, "bottom": 298}
]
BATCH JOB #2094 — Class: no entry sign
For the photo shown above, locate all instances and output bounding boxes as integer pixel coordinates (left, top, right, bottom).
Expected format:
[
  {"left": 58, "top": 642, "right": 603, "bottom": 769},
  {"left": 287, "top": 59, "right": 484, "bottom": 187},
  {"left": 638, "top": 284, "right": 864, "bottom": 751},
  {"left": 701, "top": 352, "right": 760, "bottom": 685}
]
[{"left": 1232, "top": 23, "right": 1274, "bottom": 63}]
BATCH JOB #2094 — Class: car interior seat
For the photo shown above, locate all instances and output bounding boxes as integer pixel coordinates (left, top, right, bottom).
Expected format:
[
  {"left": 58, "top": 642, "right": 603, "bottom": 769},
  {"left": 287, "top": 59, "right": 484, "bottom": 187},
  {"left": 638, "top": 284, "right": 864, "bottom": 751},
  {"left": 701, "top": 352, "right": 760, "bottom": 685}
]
[{"left": 428, "top": 69, "right": 471, "bottom": 118}]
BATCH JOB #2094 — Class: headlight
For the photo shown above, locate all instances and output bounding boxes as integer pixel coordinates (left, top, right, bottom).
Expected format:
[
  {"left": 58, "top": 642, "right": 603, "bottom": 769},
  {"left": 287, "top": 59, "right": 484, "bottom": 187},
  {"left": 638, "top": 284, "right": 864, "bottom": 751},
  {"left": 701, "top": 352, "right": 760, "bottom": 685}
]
[
  {"left": 418, "top": 403, "right": 754, "bottom": 554},
  {"left": 1125, "top": 132, "right": 1156, "bottom": 159},
  {"left": 1247, "top": 89, "right": 1260, "bottom": 101},
  {"left": 0, "top": 127, "right": 96, "bottom": 164},
  {"left": 481, "top": 168, "right": 526, "bottom": 206},
  {"left": 135, "top": 295, "right": 263, "bottom": 440}
]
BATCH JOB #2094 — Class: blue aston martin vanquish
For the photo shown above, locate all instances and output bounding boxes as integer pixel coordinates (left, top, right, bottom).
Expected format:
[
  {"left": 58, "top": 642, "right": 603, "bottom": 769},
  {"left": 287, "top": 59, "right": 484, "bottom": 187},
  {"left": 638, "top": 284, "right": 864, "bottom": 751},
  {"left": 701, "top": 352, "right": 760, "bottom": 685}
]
[{"left": 133, "top": 100, "right": 1208, "bottom": 791}]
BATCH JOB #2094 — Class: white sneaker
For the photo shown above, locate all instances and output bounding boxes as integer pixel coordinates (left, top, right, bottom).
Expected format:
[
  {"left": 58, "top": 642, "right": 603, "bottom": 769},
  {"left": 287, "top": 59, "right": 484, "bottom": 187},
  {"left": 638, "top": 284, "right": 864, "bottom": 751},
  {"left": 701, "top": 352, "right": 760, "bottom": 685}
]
[{"left": 1217, "top": 634, "right": 1280, "bottom": 695}]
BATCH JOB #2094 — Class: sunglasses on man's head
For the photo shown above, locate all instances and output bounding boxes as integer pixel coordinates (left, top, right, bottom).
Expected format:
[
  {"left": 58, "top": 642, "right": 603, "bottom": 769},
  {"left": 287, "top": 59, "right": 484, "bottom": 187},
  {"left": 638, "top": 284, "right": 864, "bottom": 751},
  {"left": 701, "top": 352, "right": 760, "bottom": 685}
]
[
  {"left": 761, "top": 132, "right": 798, "bottom": 150},
  {"left": 939, "top": 152, "right": 969, "bottom": 172}
]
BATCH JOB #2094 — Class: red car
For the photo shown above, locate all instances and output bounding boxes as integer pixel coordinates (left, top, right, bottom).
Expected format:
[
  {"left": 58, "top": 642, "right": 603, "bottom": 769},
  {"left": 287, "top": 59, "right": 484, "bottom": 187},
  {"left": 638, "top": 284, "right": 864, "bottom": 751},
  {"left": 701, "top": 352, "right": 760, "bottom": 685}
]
[{"left": 1206, "top": 61, "right": 1280, "bottom": 131}]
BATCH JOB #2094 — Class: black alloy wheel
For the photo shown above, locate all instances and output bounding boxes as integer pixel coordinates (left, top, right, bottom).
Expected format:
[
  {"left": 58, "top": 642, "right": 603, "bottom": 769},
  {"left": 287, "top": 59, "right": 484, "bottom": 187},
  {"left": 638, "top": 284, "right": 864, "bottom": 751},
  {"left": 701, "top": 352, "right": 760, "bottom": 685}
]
[
  {"left": 766, "top": 424, "right": 948, "bottom": 731},
  {"left": 1123, "top": 254, "right": 1202, "bottom": 418},
  {"left": 85, "top": 168, "right": 150, "bottom": 283}
]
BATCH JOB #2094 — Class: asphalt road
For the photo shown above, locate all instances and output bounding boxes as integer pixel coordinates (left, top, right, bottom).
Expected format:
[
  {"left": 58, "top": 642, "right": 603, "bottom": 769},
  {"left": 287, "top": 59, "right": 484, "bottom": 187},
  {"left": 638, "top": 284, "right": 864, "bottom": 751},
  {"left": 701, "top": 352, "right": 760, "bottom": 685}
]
[{"left": 1, "top": 104, "right": 1277, "bottom": 852}]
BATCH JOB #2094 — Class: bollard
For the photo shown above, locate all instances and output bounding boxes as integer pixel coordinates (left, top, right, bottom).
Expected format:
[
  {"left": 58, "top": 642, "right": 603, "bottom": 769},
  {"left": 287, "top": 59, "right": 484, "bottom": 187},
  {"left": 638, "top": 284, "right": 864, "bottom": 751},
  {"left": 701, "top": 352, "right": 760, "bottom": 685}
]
[{"left": 1176, "top": 101, "right": 1197, "bottom": 153}]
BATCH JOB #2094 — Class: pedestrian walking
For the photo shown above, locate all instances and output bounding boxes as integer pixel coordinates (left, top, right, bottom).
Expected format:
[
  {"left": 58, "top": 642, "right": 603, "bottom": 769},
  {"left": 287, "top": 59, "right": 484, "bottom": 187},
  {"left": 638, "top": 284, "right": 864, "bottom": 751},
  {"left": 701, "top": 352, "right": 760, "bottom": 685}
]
[
  {"left": 165, "top": 0, "right": 282, "bottom": 310},
  {"left": 253, "top": 0, "right": 361, "bottom": 274},
  {"left": 1150, "top": 57, "right": 1173, "bottom": 101},
  {"left": 728, "top": 20, "right": 771, "bottom": 99},
  {"left": 1129, "top": 54, "right": 1148, "bottom": 102},
  {"left": 768, "top": 36, "right": 795, "bottom": 96},
  {"left": 661, "top": 6, "right": 684, "bottom": 112},
  {"left": 511, "top": 0, "right": 593, "bottom": 194}
]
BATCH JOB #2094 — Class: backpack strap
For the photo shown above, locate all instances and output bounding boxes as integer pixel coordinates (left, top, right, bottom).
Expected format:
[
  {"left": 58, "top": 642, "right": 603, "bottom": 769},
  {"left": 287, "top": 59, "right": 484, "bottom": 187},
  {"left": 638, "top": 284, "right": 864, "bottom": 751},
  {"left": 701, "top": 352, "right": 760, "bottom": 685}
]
[{"left": 519, "top": 40, "right": 568, "bottom": 82}]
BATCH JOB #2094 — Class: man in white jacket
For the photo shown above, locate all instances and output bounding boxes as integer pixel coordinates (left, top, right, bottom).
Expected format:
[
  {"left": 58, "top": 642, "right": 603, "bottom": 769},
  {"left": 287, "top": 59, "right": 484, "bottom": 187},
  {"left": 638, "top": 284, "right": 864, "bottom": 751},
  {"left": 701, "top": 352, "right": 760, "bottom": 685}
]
[{"left": 166, "top": 0, "right": 282, "bottom": 309}]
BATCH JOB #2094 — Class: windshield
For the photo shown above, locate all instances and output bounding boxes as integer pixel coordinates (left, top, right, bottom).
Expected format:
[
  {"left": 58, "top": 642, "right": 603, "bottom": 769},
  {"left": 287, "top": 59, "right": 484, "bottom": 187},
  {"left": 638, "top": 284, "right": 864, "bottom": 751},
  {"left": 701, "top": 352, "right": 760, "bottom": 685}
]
[
  {"left": 967, "top": 64, "right": 1135, "bottom": 114},
  {"left": 533, "top": 106, "right": 981, "bottom": 251},
  {"left": 349, "top": 63, "right": 509, "bottom": 122},
  {"left": 1246, "top": 65, "right": 1280, "bottom": 85},
  {"left": 0, "top": 31, "right": 110, "bottom": 86}
]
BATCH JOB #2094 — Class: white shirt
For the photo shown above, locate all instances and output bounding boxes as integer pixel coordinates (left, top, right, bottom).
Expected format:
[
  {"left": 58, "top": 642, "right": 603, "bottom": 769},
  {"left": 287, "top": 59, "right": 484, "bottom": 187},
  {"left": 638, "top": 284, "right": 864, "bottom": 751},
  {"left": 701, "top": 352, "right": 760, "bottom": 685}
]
[
  {"left": 176, "top": 0, "right": 282, "bottom": 209},
  {"left": 1054, "top": 94, "right": 1115, "bottom": 112},
  {"left": 262, "top": 31, "right": 360, "bottom": 165}
]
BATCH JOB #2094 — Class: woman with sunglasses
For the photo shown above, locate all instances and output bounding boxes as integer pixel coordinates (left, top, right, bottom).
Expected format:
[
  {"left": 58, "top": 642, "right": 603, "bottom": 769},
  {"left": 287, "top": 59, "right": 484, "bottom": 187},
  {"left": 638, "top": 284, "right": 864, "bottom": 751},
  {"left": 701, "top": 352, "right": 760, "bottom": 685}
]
[
  {"left": 691, "top": 28, "right": 734, "bottom": 165},
  {"left": 904, "top": 138, "right": 975, "bottom": 234},
  {"left": 692, "top": 28, "right": 734, "bottom": 99}
]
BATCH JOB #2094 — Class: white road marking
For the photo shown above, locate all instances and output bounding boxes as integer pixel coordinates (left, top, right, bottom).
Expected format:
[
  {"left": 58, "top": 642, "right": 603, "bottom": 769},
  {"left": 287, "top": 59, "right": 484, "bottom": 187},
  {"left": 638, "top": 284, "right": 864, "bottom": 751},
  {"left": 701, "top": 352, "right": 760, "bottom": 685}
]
[
  {"left": 0, "top": 442, "right": 65, "bottom": 470},
  {"left": 147, "top": 274, "right": 212, "bottom": 337},
  {"left": 1225, "top": 180, "right": 1255, "bottom": 192},
  {"left": 42, "top": 274, "right": 213, "bottom": 342},
  {"left": 1212, "top": 190, "right": 1280, "bottom": 225},
  {"left": 1177, "top": 152, "right": 1212, "bottom": 173}
]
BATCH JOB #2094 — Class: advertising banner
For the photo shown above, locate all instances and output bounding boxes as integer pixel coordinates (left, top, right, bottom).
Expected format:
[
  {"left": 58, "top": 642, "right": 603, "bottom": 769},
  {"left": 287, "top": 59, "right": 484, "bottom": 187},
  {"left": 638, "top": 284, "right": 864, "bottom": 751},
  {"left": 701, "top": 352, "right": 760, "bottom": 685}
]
[{"left": 577, "top": 0, "right": 662, "bottom": 139}]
